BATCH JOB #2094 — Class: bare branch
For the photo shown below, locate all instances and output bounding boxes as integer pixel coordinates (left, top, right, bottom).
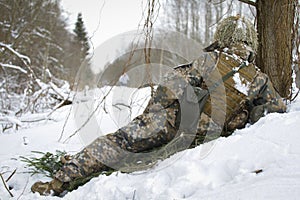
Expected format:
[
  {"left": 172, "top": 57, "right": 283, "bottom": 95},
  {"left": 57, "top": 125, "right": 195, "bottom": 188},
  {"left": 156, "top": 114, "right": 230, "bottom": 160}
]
[
  {"left": 0, "top": 42, "right": 36, "bottom": 79},
  {"left": 17, "top": 177, "right": 29, "bottom": 200},
  {"left": 0, "top": 63, "right": 27, "bottom": 74},
  {"left": 61, "top": 87, "right": 112, "bottom": 143},
  {"left": 0, "top": 42, "right": 31, "bottom": 65},
  {"left": 209, "top": 0, "right": 227, "bottom": 5},
  {"left": 0, "top": 172, "right": 14, "bottom": 197},
  {"left": 5, "top": 169, "right": 16, "bottom": 182},
  {"left": 238, "top": 0, "right": 257, "bottom": 7}
]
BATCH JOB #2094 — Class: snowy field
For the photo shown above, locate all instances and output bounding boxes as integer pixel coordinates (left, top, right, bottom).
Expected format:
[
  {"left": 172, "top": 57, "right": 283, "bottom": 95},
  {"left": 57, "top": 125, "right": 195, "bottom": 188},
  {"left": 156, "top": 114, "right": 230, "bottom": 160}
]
[{"left": 1, "top": 87, "right": 300, "bottom": 200}]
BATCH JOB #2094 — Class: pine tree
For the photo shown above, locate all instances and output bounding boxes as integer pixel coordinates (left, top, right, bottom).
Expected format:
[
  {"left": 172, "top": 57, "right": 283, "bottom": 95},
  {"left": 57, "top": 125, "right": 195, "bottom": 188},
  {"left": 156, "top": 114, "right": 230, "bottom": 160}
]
[{"left": 74, "top": 13, "right": 90, "bottom": 59}]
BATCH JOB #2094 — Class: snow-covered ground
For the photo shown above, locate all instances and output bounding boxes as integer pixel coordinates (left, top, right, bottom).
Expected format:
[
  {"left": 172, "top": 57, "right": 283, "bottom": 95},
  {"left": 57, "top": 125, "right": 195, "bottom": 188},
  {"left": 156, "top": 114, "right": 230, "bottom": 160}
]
[{"left": 1, "top": 87, "right": 300, "bottom": 200}]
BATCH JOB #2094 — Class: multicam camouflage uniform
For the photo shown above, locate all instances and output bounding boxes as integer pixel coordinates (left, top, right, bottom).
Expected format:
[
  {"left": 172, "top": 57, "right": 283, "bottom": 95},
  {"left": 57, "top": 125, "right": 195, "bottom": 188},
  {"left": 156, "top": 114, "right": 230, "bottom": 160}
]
[{"left": 31, "top": 16, "right": 286, "bottom": 195}]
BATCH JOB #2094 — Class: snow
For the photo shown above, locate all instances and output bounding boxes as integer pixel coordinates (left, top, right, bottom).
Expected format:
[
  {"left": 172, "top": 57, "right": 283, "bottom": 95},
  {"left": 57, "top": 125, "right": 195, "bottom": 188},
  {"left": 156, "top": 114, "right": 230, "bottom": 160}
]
[
  {"left": 0, "top": 115, "right": 22, "bottom": 126},
  {"left": 118, "top": 73, "right": 130, "bottom": 85},
  {"left": 0, "top": 63, "right": 27, "bottom": 74},
  {"left": 1, "top": 87, "right": 300, "bottom": 200},
  {"left": 232, "top": 72, "right": 250, "bottom": 95},
  {"left": 0, "top": 43, "right": 31, "bottom": 65}
]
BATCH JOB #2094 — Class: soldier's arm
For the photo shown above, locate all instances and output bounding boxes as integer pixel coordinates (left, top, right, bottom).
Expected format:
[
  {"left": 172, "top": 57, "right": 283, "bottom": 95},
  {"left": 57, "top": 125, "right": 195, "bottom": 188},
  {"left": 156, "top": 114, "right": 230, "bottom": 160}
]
[{"left": 247, "top": 72, "right": 286, "bottom": 123}]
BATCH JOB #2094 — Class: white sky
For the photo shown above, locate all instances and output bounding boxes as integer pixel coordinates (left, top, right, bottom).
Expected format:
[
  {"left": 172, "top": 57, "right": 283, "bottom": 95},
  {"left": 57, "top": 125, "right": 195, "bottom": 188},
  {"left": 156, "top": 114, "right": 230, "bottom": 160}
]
[{"left": 61, "top": 0, "right": 145, "bottom": 47}]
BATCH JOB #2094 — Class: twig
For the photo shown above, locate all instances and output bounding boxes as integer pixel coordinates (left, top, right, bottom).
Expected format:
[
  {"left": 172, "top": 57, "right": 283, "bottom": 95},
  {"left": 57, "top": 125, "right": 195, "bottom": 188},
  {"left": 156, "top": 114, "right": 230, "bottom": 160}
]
[
  {"left": 209, "top": 0, "right": 234, "bottom": 28},
  {"left": 5, "top": 168, "right": 16, "bottom": 182},
  {"left": 0, "top": 42, "right": 37, "bottom": 79},
  {"left": 0, "top": 63, "right": 27, "bottom": 74},
  {"left": 210, "top": 0, "right": 227, "bottom": 5},
  {"left": 0, "top": 172, "right": 14, "bottom": 197},
  {"left": 238, "top": 0, "right": 257, "bottom": 7},
  {"left": 88, "top": 0, "right": 106, "bottom": 57},
  {"left": 17, "top": 177, "right": 29, "bottom": 200},
  {"left": 62, "top": 93, "right": 109, "bottom": 143},
  {"left": 21, "top": 117, "right": 55, "bottom": 123},
  {"left": 58, "top": 101, "right": 73, "bottom": 142},
  {"left": 291, "top": 89, "right": 300, "bottom": 102},
  {"left": 132, "top": 189, "right": 136, "bottom": 200},
  {"left": 47, "top": 91, "right": 72, "bottom": 118},
  {"left": 113, "top": 103, "right": 132, "bottom": 110}
]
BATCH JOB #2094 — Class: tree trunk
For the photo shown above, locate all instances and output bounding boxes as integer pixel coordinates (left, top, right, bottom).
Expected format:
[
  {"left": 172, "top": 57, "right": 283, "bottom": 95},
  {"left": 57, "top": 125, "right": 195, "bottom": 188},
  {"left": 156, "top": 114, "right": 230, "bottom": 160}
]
[{"left": 256, "top": 0, "right": 296, "bottom": 98}]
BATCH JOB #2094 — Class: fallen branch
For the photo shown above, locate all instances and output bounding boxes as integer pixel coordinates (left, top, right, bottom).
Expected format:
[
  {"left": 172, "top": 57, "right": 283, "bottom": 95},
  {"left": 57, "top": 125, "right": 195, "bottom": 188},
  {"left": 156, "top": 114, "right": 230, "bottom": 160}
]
[{"left": 0, "top": 172, "right": 14, "bottom": 197}]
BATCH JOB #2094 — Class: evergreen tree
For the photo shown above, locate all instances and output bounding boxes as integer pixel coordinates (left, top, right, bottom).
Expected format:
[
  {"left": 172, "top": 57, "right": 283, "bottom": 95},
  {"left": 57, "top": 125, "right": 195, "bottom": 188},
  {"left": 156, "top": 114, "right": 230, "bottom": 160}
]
[
  {"left": 0, "top": 0, "right": 83, "bottom": 131},
  {"left": 73, "top": 13, "right": 90, "bottom": 59}
]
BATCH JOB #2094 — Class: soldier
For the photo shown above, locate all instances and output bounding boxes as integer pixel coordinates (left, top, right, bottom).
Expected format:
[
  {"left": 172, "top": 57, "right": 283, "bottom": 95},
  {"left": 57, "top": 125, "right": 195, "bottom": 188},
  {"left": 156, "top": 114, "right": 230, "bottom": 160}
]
[{"left": 31, "top": 15, "right": 286, "bottom": 195}]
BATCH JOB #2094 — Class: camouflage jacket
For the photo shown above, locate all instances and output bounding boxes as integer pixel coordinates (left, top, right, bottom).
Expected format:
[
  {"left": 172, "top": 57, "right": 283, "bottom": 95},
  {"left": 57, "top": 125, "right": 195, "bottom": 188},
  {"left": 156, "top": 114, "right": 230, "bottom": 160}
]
[{"left": 54, "top": 43, "right": 286, "bottom": 184}]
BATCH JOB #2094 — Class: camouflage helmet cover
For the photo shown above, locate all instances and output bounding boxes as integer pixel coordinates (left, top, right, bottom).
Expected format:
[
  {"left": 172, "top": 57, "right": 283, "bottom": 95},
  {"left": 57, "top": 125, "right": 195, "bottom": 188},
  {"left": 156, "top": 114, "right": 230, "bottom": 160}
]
[{"left": 214, "top": 15, "right": 258, "bottom": 51}]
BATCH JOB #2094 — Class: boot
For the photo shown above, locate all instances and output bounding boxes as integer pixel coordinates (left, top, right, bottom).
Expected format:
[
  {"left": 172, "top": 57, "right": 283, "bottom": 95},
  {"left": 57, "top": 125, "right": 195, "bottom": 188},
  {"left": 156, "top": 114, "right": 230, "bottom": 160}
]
[{"left": 31, "top": 178, "right": 67, "bottom": 196}]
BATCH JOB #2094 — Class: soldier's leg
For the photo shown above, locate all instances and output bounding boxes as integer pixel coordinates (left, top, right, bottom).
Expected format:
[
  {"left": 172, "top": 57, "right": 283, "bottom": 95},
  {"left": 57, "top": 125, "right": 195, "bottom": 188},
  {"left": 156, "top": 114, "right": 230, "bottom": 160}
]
[
  {"left": 31, "top": 101, "right": 180, "bottom": 195},
  {"left": 31, "top": 75, "right": 196, "bottom": 195},
  {"left": 191, "top": 112, "right": 223, "bottom": 147}
]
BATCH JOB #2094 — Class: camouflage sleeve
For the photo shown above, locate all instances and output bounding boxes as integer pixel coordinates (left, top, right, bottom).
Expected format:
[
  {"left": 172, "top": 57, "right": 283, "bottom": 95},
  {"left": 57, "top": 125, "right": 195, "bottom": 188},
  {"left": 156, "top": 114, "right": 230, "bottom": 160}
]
[{"left": 248, "top": 72, "right": 286, "bottom": 123}]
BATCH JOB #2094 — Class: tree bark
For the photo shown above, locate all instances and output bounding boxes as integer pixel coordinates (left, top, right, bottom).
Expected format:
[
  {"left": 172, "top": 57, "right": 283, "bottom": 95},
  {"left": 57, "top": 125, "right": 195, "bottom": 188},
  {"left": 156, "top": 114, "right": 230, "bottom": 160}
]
[{"left": 256, "top": 0, "right": 296, "bottom": 98}]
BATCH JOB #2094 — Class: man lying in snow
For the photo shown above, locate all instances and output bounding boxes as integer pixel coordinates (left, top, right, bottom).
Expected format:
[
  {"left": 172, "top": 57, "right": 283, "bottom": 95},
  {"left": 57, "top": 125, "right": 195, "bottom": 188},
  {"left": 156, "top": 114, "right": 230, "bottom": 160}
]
[{"left": 31, "top": 16, "right": 286, "bottom": 196}]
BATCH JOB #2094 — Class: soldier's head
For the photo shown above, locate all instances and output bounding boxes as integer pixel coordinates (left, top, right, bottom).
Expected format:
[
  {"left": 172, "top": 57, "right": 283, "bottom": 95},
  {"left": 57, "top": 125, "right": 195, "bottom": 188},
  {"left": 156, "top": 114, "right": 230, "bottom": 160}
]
[{"left": 213, "top": 15, "right": 258, "bottom": 52}]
